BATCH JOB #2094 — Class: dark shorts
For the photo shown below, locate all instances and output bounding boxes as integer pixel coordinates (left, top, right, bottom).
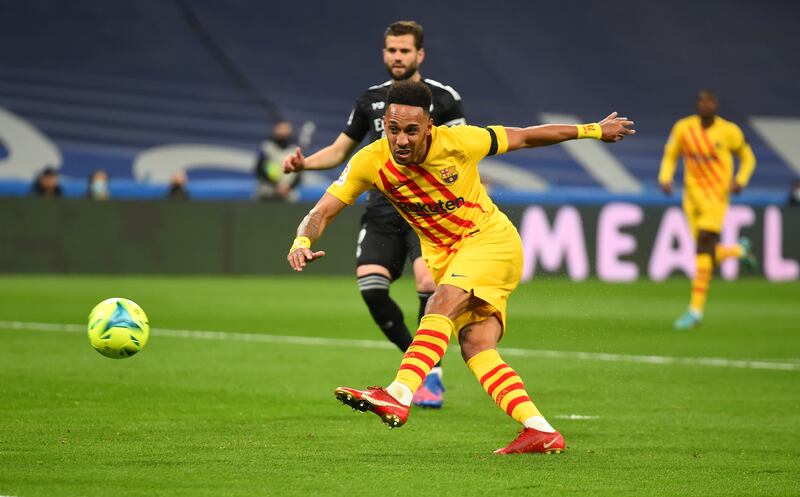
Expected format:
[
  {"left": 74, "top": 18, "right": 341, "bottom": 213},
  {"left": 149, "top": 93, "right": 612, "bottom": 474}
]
[{"left": 356, "top": 211, "right": 422, "bottom": 280}]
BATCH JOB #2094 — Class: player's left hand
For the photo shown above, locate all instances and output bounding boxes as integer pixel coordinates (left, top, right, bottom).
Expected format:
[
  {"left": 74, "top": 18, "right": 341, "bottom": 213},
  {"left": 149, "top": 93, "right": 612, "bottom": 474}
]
[
  {"left": 730, "top": 180, "right": 743, "bottom": 195},
  {"left": 598, "top": 112, "right": 636, "bottom": 143},
  {"left": 287, "top": 247, "right": 327, "bottom": 272}
]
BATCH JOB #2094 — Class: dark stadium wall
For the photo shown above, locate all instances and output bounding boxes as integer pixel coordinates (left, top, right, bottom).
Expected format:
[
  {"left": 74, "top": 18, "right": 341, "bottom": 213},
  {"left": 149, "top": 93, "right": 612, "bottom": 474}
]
[{"left": 1, "top": 199, "right": 798, "bottom": 281}]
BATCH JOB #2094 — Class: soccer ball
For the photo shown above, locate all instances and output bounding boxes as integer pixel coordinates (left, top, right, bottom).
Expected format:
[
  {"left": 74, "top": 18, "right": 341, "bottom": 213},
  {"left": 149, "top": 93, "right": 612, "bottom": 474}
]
[{"left": 87, "top": 297, "right": 150, "bottom": 359}]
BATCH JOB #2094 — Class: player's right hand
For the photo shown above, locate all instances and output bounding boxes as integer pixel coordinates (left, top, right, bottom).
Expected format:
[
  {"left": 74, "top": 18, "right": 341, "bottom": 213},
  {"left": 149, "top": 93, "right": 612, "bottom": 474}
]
[
  {"left": 660, "top": 181, "right": 673, "bottom": 195},
  {"left": 283, "top": 147, "right": 306, "bottom": 174},
  {"left": 287, "top": 247, "right": 326, "bottom": 272}
]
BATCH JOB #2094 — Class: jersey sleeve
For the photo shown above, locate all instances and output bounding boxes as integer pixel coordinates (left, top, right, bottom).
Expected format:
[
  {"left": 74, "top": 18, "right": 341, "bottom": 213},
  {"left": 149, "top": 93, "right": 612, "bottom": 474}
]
[
  {"left": 456, "top": 125, "right": 509, "bottom": 162},
  {"left": 730, "top": 123, "right": 757, "bottom": 187},
  {"left": 658, "top": 120, "right": 684, "bottom": 184},
  {"left": 325, "top": 150, "right": 376, "bottom": 205},
  {"left": 342, "top": 96, "right": 370, "bottom": 142}
]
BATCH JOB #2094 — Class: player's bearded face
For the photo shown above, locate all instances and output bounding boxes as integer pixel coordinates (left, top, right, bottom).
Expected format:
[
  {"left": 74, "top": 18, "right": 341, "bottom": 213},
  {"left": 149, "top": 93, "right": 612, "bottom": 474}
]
[
  {"left": 383, "top": 35, "right": 424, "bottom": 81},
  {"left": 384, "top": 104, "right": 432, "bottom": 166}
]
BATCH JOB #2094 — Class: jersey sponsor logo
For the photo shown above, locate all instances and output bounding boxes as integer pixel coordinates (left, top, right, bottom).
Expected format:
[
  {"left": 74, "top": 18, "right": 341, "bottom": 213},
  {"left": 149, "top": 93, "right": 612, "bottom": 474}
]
[
  {"left": 397, "top": 196, "right": 465, "bottom": 215},
  {"left": 371, "top": 101, "right": 385, "bottom": 110},
  {"left": 374, "top": 118, "right": 384, "bottom": 133},
  {"left": 439, "top": 166, "right": 458, "bottom": 184}
]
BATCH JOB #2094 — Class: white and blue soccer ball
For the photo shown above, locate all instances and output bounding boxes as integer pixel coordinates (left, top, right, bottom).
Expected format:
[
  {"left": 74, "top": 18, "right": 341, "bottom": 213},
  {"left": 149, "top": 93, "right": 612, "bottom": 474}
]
[{"left": 87, "top": 298, "right": 150, "bottom": 359}]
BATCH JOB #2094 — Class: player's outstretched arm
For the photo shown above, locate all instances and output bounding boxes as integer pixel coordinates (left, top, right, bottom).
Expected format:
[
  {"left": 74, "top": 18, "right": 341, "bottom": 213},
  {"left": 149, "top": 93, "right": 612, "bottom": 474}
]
[
  {"left": 287, "top": 193, "right": 348, "bottom": 272},
  {"left": 283, "top": 133, "right": 359, "bottom": 173},
  {"left": 505, "top": 112, "right": 635, "bottom": 151}
]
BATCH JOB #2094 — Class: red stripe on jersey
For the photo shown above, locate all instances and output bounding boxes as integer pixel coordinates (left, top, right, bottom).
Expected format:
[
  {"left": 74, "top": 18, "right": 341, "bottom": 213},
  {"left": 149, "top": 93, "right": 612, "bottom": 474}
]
[
  {"left": 398, "top": 363, "right": 427, "bottom": 381},
  {"left": 505, "top": 395, "right": 532, "bottom": 416},
  {"left": 415, "top": 329, "right": 451, "bottom": 345},
  {"left": 487, "top": 371, "right": 518, "bottom": 397},
  {"left": 691, "top": 286, "right": 708, "bottom": 294},
  {"left": 407, "top": 164, "right": 486, "bottom": 213},
  {"left": 385, "top": 161, "right": 476, "bottom": 229},
  {"left": 377, "top": 168, "right": 459, "bottom": 241},
  {"left": 479, "top": 363, "right": 509, "bottom": 385},
  {"left": 688, "top": 127, "right": 723, "bottom": 186},
  {"left": 680, "top": 137, "right": 715, "bottom": 200},
  {"left": 698, "top": 127, "right": 730, "bottom": 189},
  {"left": 377, "top": 169, "right": 445, "bottom": 246}
]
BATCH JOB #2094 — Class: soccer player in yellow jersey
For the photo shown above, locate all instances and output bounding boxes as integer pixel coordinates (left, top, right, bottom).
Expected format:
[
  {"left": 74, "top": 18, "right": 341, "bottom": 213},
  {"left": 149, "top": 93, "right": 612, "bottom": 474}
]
[
  {"left": 287, "top": 80, "right": 635, "bottom": 454},
  {"left": 659, "top": 91, "right": 757, "bottom": 330}
]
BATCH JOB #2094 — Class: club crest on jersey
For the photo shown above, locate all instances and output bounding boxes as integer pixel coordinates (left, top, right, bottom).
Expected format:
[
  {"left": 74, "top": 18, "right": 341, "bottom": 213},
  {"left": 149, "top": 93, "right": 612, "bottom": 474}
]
[{"left": 439, "top": 166, "right": 458, "bottom": 184}]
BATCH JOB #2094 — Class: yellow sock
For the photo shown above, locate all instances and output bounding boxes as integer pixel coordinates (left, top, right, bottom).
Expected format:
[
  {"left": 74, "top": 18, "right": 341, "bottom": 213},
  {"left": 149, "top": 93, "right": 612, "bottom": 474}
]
[
  {"left": 394, "top": 314, "right": 453, "bottom": 393},
  {"left": 467, "top": 349, "right": 542, "bottom": 425},
  {"left": 690, "top": 253, "right": 713, "bottom": 313},
  {"left": 715, "top": 243, "right": 743, "bottom": 262}
]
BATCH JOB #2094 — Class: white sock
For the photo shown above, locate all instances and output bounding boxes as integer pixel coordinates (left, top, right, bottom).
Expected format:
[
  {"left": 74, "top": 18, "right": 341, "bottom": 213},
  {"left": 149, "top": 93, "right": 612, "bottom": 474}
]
[
  {"left": 429, "top": 366, "right": 442, "bottom": 379},
  {"left": 523, "top": 415, "right": 555, "bottom": 433},
  {"left": 386, "top": 381, "right": 413, "bottom": 406}
]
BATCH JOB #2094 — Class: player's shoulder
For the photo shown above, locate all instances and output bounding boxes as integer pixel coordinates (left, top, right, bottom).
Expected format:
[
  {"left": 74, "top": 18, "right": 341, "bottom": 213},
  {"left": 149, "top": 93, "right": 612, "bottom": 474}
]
[
  {"left": 352, "top": 137, "right": 387, "bottom": 163},
  {"left": 423, "top": 78, "right": 462, "bottom": 102},
  {"left": 716, "top": 115, "right": 742, "bottom": 132},
  {"left": 356, "top": 80, "right": 392, "bottom": 100},
  {"left": 674, "top": 115, "right": 697, "bottom": 127},
  {"left": 435, "top": 124, "right": 490, "bottom": 148}
]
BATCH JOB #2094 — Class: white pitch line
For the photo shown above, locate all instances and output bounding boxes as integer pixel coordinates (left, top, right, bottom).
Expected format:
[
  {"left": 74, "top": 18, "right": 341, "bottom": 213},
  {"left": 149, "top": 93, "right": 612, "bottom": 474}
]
[
  {"left": 554, "top": 414, "right": 600, "bottom": 420},
  {"left": 1, "top": 320, "right": 798, "bottom": 372}
]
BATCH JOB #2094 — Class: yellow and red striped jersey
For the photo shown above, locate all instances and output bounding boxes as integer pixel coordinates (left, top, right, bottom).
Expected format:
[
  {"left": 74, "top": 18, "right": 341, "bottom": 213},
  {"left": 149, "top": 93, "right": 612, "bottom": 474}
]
[
  {"left": 659, "top": 115, "right": 756, "bottom": 200},
  {"left": 327, "top": 124, "right": 510, "bottom": 256}
]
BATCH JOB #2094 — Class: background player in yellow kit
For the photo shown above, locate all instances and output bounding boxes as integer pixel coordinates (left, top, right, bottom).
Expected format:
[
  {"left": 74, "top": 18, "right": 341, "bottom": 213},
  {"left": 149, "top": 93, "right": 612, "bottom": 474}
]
[
  {"left": 287, "top": 80, "right": 635, "bottom": 454},
  {"left": 659, "top": 91, "right": 757, "bottom": 330}
]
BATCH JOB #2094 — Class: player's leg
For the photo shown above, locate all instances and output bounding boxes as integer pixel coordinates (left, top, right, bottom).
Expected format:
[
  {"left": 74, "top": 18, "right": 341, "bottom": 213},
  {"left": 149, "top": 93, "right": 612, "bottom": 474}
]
[
  {"left": 355, "top": 222, "right": 413, "bottom": 351},
  {"left": 676, "top": 192, "right": 728, "bottom": 330},
  {"left": 335, "top": 284, "right": 471, "bottom": 427},
  {"left": 406, "top": 229, "right": 444, "bottom": 407},
  {"left": 715, "top": 237, "right": 758, "bottom": 269},
  {"left": 675, "top": 193, "right": 704, "bottom": 329},
  {"left": 460, "top": 315, "right": 564, "bottom": 454}
]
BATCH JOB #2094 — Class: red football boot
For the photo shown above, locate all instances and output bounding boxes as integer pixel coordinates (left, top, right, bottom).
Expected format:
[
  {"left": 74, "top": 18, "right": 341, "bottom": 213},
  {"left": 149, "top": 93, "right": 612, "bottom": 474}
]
[
  {"left": 334, "top": 386, "right": 409, "bottom": 428},
  {"left": 494, "top": 428, "right": 566, "bottom": 454}
]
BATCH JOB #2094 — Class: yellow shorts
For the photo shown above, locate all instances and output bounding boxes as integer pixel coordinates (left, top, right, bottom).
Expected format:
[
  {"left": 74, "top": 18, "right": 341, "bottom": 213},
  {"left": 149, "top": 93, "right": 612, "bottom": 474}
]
[
  {"left": 424, "top": 221, "right": 523, "bottom": 335},
  {"left": 683, "top": 188, "right": 729, "bottom": 237}
]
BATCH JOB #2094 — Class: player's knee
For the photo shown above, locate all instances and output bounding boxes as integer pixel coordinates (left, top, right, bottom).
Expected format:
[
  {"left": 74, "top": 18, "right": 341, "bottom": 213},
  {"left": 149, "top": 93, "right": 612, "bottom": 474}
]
[
  {"left": 358, "top": 273, "right": 392, "bottom": 305},
  {"left": 415, "top": 276, "right": 435, "bottom": 294},
  {"left": 697, "top": 230, "right": 719, "bottom": 255}
]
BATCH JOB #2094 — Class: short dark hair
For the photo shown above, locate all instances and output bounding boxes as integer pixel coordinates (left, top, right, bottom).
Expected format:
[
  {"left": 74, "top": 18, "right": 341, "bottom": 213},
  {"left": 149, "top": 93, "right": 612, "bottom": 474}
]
[
  {"left": 384, "top": 21, "right": 424, "bottom": 49},
  {"left": 386, "top": 80, "right": 432, "bottom": 114},
  {"left": 697, "top": 90, "right": 718, "bottom": 102}
]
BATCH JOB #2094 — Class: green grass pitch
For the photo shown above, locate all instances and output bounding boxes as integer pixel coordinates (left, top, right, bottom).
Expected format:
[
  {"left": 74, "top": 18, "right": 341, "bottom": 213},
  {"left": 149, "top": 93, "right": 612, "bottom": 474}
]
[{"left": 0, "top": 275, "right": 798, "bottom": 497}]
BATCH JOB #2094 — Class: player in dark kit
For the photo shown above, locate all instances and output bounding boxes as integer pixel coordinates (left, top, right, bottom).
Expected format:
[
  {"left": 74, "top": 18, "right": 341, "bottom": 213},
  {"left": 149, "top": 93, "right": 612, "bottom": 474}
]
[{"left": 283, "top": 21, "right": 464, "bottom": 408}]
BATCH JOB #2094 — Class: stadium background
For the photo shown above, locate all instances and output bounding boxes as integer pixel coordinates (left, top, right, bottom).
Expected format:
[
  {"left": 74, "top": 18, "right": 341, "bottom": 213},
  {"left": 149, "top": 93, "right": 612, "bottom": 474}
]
[
  {"left": 2, "top": 3, "right": 800, "bottom": 497},
  {"left": 0, "top": 0, "right": 798, "bottom": 279}
]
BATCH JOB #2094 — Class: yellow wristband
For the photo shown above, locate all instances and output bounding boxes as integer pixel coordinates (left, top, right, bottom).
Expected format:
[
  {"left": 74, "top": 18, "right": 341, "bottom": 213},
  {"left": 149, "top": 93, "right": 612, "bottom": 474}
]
[
  {"left": 576, "top": 123, "right": 602, "bottom": 139},
  {"left": 289, "top": 236, "right": 311, "bottom": 253}
]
